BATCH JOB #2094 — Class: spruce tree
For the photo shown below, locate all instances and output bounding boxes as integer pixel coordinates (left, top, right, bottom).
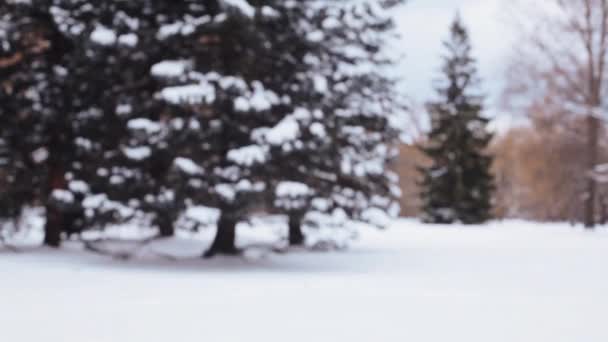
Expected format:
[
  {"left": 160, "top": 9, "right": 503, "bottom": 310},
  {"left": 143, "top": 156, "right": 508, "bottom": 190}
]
[
  {"left": 0, "top": 2, "right": 76, "bottom": 245},
  {"left": 0, "top": 0, "right": 210, "bottom": 245},
  {"left": 154, "top": 0, "right": 404, "bottom": 253},
  {"left": 267, "top": 0, "right": 405, "bottom": 242},
  {"left": 198, "top": 0, "right": 405, "bottom": 247},
  {"left": 0, "top": 0, "right": 405, "bottom": 253},
  {"left": 28, "top": 0, "right": 225, "bottom": 243},
  {"left": 50, "top": 0, "right": 211, "bottom": 238},
  {"left": 154, "top": 0, "right": 309, "bottom": 256},
  {"left": 420, "top": 16, "right": 494, "bottom": 224}
]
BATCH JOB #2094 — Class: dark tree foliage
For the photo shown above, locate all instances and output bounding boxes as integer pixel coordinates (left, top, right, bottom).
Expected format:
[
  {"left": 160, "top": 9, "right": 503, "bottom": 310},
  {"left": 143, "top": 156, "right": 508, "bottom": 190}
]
[
  {"left": 0, "top": 0, "right": 405, "bottom": 254},
  {"left": 419, "top": 16, "right": 494, "bottom": 224},
  {"left": 149, "top": 0, "right": 404, "bottom": 253},
  {"left": 267, "top": 0, "right": 405, "bottom": 242},
  {"left": 153, "top": 1, "right": 320, "bottom": 255},
  {"left": 0, "top": 2, "right": 76, "bottom": 245}
]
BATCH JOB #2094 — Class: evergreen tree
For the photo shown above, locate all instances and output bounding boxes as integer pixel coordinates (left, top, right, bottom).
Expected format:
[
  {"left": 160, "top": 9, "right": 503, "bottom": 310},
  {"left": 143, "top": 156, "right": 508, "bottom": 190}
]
[
  {"left": 0, "top": 0, "right": 405, "bottom": 253},
  {"left": 0, "top": 0, "right": 213, "bottom": 245},
  {"left": 25, "top": 0, "right": 226, "bottom": 244},
  {"left": 154, "top": 0, "right": 404, "bottom": 253},
  {"left": 419, "top": 16, "right": 494, "bottom": 224},
  {"left": 154, "top": 0, "right": 309, "bottom": 256},
  {"left": 267, "top": 0, "right": 405, "bottom": 244},
  {"left": 0, "top": 2, "right": 76, "bottom": 245},
  {"left": 48, "top": 0, "right": 213, "bottom": 238}
]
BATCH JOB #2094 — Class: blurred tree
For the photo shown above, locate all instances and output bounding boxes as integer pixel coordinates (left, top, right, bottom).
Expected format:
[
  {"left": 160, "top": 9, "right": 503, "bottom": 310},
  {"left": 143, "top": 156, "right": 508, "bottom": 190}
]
[
  {"left": 491, "top": 117, "right": 608, "bottom": 222},
  {"left": 0, "top": 2, "right": 77, "bottom": 246},
  {"left": 504, "top": 0, "right": 608, "bottom": 227},
  {"left": 0, "top": 0, "right": 405, "bottom": 254},
  {"left": 264, "top": 0, "right": 405, "bottom": 245},
  {"left": 158, "top": 0, "right": 404, "bottom": 254},
  {"left": 419, "top": 16, "right": 494, "bottom": 224},
  {"left": 394, "top": 143, "right": 429, "bottom": 218}
]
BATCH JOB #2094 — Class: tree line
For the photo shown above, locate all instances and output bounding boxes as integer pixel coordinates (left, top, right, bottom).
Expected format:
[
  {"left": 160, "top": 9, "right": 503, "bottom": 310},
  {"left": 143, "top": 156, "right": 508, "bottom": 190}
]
[
  {"left": 4, "top": 0, "right": 597, "bottom": 258},
  {"left": 400, "top": 1, "right": 608, "bottom": 228},
  {"left": 0, "top": 0, "right": 405, "bottom": 255}
]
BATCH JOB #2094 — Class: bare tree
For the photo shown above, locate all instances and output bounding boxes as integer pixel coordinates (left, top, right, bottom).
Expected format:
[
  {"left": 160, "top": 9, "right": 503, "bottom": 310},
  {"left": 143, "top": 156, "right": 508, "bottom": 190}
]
[{"left": 504, "top": 0, "right": 608, "bottom": 227}]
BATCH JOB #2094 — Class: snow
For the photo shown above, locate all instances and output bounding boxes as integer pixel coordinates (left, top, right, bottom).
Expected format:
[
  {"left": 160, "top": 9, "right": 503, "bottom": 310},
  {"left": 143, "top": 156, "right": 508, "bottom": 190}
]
[
  {"left": 361, "top": 207, "right": 392, "bottom": 227},
  {"left": 227, "top": 145, "right": 268, "bottom": 166},
  {"left": 260, "top": 116, "right": 300, "bottom": 146},
  {"left": 184, "top": 206, "right": 220, "bottom": 225},
  {"left": 307, "top": 30, "right": 325, "bottom": 42},
  {"left": 222, "top": 0, "right": 256, "bottom": 18},
  {"left": 2, "top": 220, "right": 607, "bottom": 341},
  {"left": 82, "top": 194, "right": 135, "bottom": 219},
  {"left": 156, "top": 16, "right": 211, "bottom": 40},
  {"left": 214, "top": 183, "right": 236, "bottom": 202},
  {"left": 160, "top": 83, "right": 216, "bottom": 105},
  {"left": 122, "top": 146, "right": 152, "bottom": 161},
  {"left": 50, "top": 189, "right": 74, "bottom": 204},
  {"left": 322, "top": 17, "right": 341, "bottom": 30},
  {"left": 157, "top": 22, "right": 183, "bottom": 39},
  {"left": 68, "top": 180, "right": 89, "bottom": 194},
  {"left": 117, "top": 33, "right": 138, "bottom": 46},
  {"left": 174, "top": 157, "right": 203, "bottom": 175},
  {"left": 116, "top": 104, "right": 132, "bottom": 115},
  {"left": 30, "top": 147, "right": 49, "bottom": 164},
  {"left": 275, "top": 181, "right": 311, "bottom": 198},
  {"left": 233, "top": 96, "right": 251, "bottom": 111},
  {"left": 1, "top": 220, "right": 608, "bottom": 341},
  {"left": 275, "top": 181, "right": 312, "bottom": 210},
  {"left": 90, "top": 25, "right": 117, "bottom": 46},
  {"left": 312, "top": 74, "right": 328, "bottom": 93},
  {"left": 233, "top": 82, "right": 280, "bottom": 112},
  {"left": 249, "top": 82, "right": 279, "bottom": 111},
  {"left": 309, "top": 122, "right": 327, "bottom": 138},
  {"left": 235, "top": 179, "right": 258, "bottom": 192},
  {"left": 261, "top": 6, "right": 280, "bottom": 18},
  {"left": 151, "top": 60, "right": 190, "bottom": 78},
  {"left": 82, "top": 193, "right": 106, "bottom": 209},
  {"left": 127, "top": 118, "right": 162, "bottom": 134}
]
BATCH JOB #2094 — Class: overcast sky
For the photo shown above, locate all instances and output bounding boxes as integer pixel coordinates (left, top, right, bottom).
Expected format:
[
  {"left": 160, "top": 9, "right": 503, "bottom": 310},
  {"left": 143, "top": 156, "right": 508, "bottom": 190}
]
[{"left": 394, "top": 0, "right": 517, "bottom": 119}]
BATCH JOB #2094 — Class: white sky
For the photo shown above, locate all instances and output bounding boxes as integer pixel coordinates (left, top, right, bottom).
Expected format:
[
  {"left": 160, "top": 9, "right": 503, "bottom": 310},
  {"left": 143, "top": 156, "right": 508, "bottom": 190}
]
[{"left": 394, "top": 0, "right": 517, "bottom": 122}]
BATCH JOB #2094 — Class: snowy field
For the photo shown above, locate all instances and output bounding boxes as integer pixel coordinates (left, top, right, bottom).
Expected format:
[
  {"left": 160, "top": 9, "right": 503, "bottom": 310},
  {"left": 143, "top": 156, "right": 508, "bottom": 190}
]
[{"left": 2, "top": 219, "right": 608, "bottom": 342}]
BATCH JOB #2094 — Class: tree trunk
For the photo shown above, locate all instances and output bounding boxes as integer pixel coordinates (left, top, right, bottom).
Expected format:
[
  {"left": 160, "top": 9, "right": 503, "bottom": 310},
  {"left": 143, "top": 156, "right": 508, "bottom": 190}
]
[
  {"left": 288, "top": 212, "right": 305, "bottom": 246},
  {"left": 157, "top": 214, "right": 175, "bottom": 237},
  {"left": 204, "top": 213, "right": 238, "bottom": 258},
  {"left": 43, "top": 204, "right": 62, "bottom": 248},
  {"left": 44, "top": 164, "right": 65, "bottom": 247},
  {"left": 600, "top": 195, "right": 608, "bottom": 226},
  {"left": 584, "top": 114, "right": 600, "bottom": 228}
]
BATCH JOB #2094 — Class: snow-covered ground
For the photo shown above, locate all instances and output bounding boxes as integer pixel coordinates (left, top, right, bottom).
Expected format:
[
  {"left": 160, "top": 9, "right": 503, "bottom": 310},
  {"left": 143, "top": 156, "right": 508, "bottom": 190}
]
[{"left": 2, "top": 219, "right": 608, "bottom": 342}]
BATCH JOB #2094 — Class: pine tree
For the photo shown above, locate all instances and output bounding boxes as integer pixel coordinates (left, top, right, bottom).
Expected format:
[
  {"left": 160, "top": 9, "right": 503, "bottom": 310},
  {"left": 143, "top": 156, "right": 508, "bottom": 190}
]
[
  {"left": 1, "top": 0, "right": 405, "bottom": 253},
  {"left": 419, "top": 16, "right": 494, "bottom": 224},
  {"left": 0, "top": 7, "right": 25, "bottom": 224},
  {"left": 0, "top": 2, "right": 76, "bottom": 246},
  {"left": 28, "top": 1, "right": 224, "bottom": 243},
  {"left": 51, "top": 1, "right": 209, "bottom": 238},
  {"left": 0, "top": 0, "right": 206, "bottom": 245},
  {"left": 267, "top": 0, "right": 405, "bottom": 244},
  {"left": 154, "top": 0, "right": 404, "bottom": 253},
  {"left": 154, "top": 1, "right": 309, "bottom": 256}
]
